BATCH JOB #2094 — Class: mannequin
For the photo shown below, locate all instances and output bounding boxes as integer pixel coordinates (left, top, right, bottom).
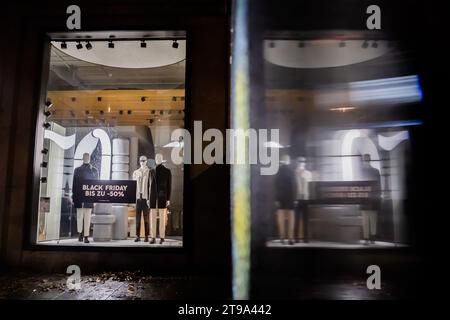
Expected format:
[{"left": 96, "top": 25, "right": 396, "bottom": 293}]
[
  {"left": 149, "top": 153, "right": 172, "bottom": 244},
  {"left": 295, "top": 157, "right": 312, "bottom": 242},
  {"left": 274, "top": 154, "right": 296, "bottom": 245},
  {"left": 132, "top": 155, "right": 153, "bottom": 242},
  {"left": 360, "top": 154, "right": 381, "bottom": 244},
  {"left": 72, "top": 153, "right": 99, "bottom": 243}
]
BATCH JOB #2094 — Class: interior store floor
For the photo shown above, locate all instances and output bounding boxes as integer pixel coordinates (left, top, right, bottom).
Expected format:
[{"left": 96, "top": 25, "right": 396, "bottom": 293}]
[
  {"left": 266, "top": 239, "right": 407, "bottom": 249},
  {"left": 39, "top": 236, "right": 183, "bottom": 247}
]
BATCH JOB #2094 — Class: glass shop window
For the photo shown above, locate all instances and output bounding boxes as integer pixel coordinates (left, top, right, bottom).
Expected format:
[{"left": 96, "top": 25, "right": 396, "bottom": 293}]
[
  {"left": 34, "top": 32, "right": 186, "bottom": 247},
  {"left": 261, "top": 33, "right": 423, "bottom": 248}
]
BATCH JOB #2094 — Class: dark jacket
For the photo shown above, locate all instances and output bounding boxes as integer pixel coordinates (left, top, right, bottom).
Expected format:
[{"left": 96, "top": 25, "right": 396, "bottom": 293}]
[
  {"left": 274, "top": 164, "right": 296, "bottom": 210},
  {"left": 360, "top": 166, "right": 382, "bottom": 211},
  {"left": 72, "top": 163, "right": 99, "bottom": 208},
  {"left": 149, "top": 164, "right": 172, "bottom": 209}
]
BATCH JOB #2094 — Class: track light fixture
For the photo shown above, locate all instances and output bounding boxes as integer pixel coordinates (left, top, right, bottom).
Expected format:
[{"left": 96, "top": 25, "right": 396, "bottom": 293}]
[
  {"left": 97, "top": 97, "right": 102, "bottom": 102},
  {"left": 141, "top": 97, "right": 146, "bottom": 102},
  {"left": 127, "top": 110, "right": 132, "bottom": 115},
  {"left": 108, "top": 40, "right": 114, "bottom": 49},
  {"left": 172, "top": 40, "right": 179, "bottom": 49},
  {"left": 41, "top": 148, "right": 49, "bottom": 155},
  {"left": 45, "top": 100, "right": 53, "bottom": 108},
  {"left": 141, "top": 40, "right": 147, "bottom": 48},
  {"left": 60, "top": 41, "right": 67, "bottom": 49},
  {"left": 119, "top": 110, "right": 123, "bottom": 115},
  {"left": 100, "top": 110, "right": 104, "bottom": 115},
  {"left": 76, "top": 41, "right": 83, "bottom": 50},
  {"left": 40, "top": 177, "right": 47, "bottom": 183},
  {"left": 372, "top": 41, "right": 378, "bottom": 48},
  {"left": 44, "top": 110, "right": 52, "bottom": 117},
  {"left": 43, "top": 122, "right": 51, "bottom": 129},
  {"left": 85, "top": 41, "right": 93, "bottom": 50},
  {"left": 362, "top": 40, "right": 369, "bottom": 48},
  {"left": 172, "top": 97, "right": 177, "bottom": 102},
  {"left": 40, "top": 162, "right": 48, "bottom": 168}
]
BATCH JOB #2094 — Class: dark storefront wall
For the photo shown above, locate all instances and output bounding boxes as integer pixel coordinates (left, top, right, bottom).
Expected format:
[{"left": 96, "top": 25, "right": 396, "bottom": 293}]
[{"left": 0, "top": 1, "right": 230, "bottom": 279}]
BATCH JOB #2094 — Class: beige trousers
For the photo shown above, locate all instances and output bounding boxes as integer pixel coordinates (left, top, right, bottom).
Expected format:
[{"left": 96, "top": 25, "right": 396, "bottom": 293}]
[
  {"left": 276, "top": 209, "right": 295, "bottom": 240},
  {"left": 362, "top": 210, "right": 377, "bottom": 239},
  {"left": 150, "top": 208, "right": 167, "bottom": 239},
  {"left": 76, "top": 208, "right": 92, "bottom": 236}
]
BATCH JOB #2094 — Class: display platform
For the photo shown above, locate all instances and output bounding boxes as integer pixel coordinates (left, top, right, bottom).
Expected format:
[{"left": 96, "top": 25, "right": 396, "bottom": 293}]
[
  {"left": 266, "top": 240, "right": 407, "bottom": 249},
  {"left": 39, "top": 236, "right": 183, "bottom": 247}
]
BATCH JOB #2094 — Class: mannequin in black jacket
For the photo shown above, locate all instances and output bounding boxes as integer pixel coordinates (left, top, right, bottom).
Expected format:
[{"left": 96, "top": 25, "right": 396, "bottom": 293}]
[
  {"left": 149, "top": 153, "right": 172, "bottom": 244},
  {"left": 274, "top": 154, "right": 296, "bottom": 245},
  {"left": 72, "top": 153, "right": 99, "bottom": 243}
]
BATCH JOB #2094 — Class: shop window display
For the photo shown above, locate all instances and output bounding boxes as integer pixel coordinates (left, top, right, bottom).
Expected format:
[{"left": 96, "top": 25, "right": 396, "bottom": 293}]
[
  {"left": 261, "top": 34, "right": 422, "bottom": 248},
  {"left": 34, "top": 32, "right": 186, "bottom": 247}
]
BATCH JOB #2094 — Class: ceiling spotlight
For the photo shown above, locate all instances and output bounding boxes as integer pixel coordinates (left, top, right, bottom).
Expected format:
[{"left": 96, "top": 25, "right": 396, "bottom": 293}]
[
  {"left": 141, "top": 97, "right": 146, "bottom": 102},
  {"left": 178, "top": 110, "right": 182, "bottom": 114},
  {"left": 41, "top": 148, "right": 49, "bottom": 155},
  {"left": 172, "top": 97, "right": 177, "bottom": 102},
  {"left": 100, "top": 110, "right": 104, "bottom": 115},
  {"left": 76, "top": 41, "right": 83, "bottom": 50},
  {"left": 127, "top": 110, "right": 132, "bottom": 115},
  {"left": 43, "top": 122, "right": 51, "bottom": 129},
  {"left": 85, "top": 110, "right": 90, "bottom": 115},
  {"left": 45, "top": 100, "right": 53, "bottom": 108},
  {"left": 151, "top": 110, "right": 155, "bottom": 114},
  {"left": 44, "top": 110, "right": 52, "bottom": 117},
  {"left": 40, "top": 177, "right": 47, "bottom": 183},
  {"left": 172, "top": 40, "right": 179, "bottom": 49},
  {"left": 85, "top": 41, "right": 93, "bottom": 50},
  {"left": 339, "top": 41, "right": 346, "bottom": 47},
  {"left": 119, "top": 110, "right": 123, "bottom": 115},
  {"left": 362, "top": 40, "right": 369, "bottom": 48},
  {"left": 97, "top": 97, "right": 102, "bottom": 102},
  {"left": 71, "top": 97, "right": 76, "bottom": 102},
  {"left": 40, "top": 162, "right": 48, "bottom": 168},
  {"left": 149, "top": 119, "right": 154, "bottom": 124},
  {"left": 108, "top": 40, "right": 114, "bottom": 49},
  {"left": 60, "top": 41, "right": 67, "bottom": 49},
  {"left": 140, "top": 40, "right": 147, "bottom": 48},
  {"left": 372, "top": 41, "right": 378, "bottom": 48}
]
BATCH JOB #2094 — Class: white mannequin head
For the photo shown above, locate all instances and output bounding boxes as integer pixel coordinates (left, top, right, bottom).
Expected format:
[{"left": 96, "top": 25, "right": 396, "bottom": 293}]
[
  {"left": 139, "top": 155, "right": 148, "bottom": 168},
  {"left": 297, "top": 156, "right": 306, "bottom": 170},
  {"left": 280, "top": 154, "right": 290, "bottom": 165},
  {"left": 155, "top": 153, "right": 164, "bottom": 165},
  {"left": 82, "top": 153, "right": 90, "bottom": 164}
]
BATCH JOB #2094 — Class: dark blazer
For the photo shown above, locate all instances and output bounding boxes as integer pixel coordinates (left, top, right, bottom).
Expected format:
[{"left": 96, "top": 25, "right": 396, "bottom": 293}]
[
  {"left": 149, "top": 164, "right": 172, "bottom": 209},
  {"left": 274, "top": 164, "right": 296, "bottom": 210},
  {"left": 72, "top": 163, "right": 99, "bottom": 208}
]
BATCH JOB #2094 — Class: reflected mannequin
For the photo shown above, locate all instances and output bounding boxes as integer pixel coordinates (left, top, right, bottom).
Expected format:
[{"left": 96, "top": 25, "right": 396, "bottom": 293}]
[
  {"left": 274, "top": 154, "right": 296, "bottom": 244},
  {"left": 149, "top": 153, "right": 172, "bottom": 244},
  {"left": 295, "top": 157, "right": 312, "bottom": 242},
  {"left": 72, "top": 152, "right": 99, "bottom": 243},
  {"left": 132, "top": 155, "right": 152, "bottom": 242},
  {"left": 360, "top": 154, "right": 381, "bottom": 244}
]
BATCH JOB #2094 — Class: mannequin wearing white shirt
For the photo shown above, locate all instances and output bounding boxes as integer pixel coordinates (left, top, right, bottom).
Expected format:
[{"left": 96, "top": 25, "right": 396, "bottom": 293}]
[
  {"left": 295, "top": 157, "right": 312, "bottom": 242},
  {"left": 132, "top": 155, "right": 152, "bottom": 242}
]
